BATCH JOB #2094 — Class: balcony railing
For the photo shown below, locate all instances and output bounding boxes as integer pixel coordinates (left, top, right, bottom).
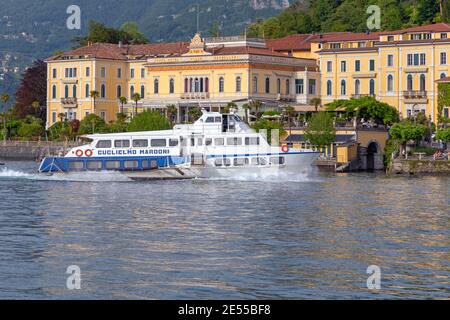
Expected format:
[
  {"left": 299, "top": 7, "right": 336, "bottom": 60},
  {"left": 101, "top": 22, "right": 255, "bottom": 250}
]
[
  {"left": 180, "top": 92, "right": 210, "bottom": 100},
  {"left": 403, "top": 90, "right": 427, "bottom": 99},
  {"left": 351, "top": 94, "right": 376, "bottom": 99},
  {"left": 61, "top": 97, "right": 78, "bottom": 106}
]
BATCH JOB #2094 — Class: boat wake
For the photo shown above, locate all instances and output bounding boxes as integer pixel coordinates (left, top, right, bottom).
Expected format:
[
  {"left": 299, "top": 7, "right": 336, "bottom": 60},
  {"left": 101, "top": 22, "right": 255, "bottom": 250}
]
[
  {"left": 0, "top": 167, "right": 132, "bottom": 182},
  {"left": 197, "top": 170, "right": 320, "bottom": 183}
]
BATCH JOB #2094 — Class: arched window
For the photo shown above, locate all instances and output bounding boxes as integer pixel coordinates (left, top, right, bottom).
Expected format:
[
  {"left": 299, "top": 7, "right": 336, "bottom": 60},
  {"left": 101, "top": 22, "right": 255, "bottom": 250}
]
[
  {"left": 277, "top": 78, "right": 281, "bottom": 94},
  {"left": 354, "top": 80, "right": 360, "bottom": 95},
  {"left": 170, "top": 79, "right": 175, "bottom": 94},
  {"left": 194, "top": 78, "right": 200, "bottom": 92},
  {"left": 219, "top": 77, "right": 225, "bottom": 93},
  {"left": 85, "top": 84, "right": 90, "bottom": 98},
  {"left": 205, "top": 78, "right": 209, "bottom": 93},
  {"left": 140, "top": 85, "right": 145, "bottom": 98},
  {"left": 286, "top": 79, "right": 290, "bottom": 95},
  {"left": 64, "top": 85, "right": 69, "bottom": 98},
  {"left": 340, "top": 80, "right": 346, "bottom": 96},
  {"left": 130, "top": 85, "right": 135, "bottom": 97},
  {"left": 236, "top": 76, "right": 242, "bottom": 93},
  {"left": 189, "top": 78, "right": 193, "bottom": 92},
  {"left": 369, "top": 79, "right": 375, "bottom": 96},
  {"left": 184, "top": 78, "right": 188, "bottom": 93},
  {"left": 52, "top": 85, "right": 57, "bottom": 99},
  {"left": 253, "top": 76, "right": 258, "bottom": 93},
  {"left": 420, "top": 74, "right": 426, "bottom": 91},
  {"left": 117, "top": 85, "right": 122, "bottom": 98},
  {"left": 327, "top": 80, "right": 332, "bottom": 96},
  {"left": 200, "top": 78, "right": 204, "bottom": 92},
  {"left": 387, "top": 75, "right": 394, "bottom": 92},
  {"left": 407, "top": 74, "right": 413, "bottom": 91},
  {"left": 265, "top": 77, "right": 270, "bottom": 94},
  {"left": 72, "top": 85, "right": 77, "bottom": 98},
  {"left": 440, "top": 73, "right": 447, "bottom": 79},
  {"left": 101, "top": 84, "right": 106, "bottom": 98},
  {"left": 154, "top": 79, "right": 159, "bottom": 94}
]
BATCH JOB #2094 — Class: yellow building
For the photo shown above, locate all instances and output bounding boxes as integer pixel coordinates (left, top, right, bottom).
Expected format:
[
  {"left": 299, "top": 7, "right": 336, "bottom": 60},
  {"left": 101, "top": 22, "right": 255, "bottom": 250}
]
[
  {"left": 46, "top": 34, "right": 319, "bottom": 128},
  {"left": 268, "top": 23, "right": 450, "bottom": 122},
  {"left": 46, "top": 23, "right": 450, "bottom": 127}
]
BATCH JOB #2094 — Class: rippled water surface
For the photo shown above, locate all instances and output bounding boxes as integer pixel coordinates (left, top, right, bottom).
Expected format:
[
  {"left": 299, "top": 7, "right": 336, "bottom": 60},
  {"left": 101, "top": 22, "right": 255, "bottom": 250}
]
[{"left": 0, "top": 161, "right": 449, "bottom": 299}]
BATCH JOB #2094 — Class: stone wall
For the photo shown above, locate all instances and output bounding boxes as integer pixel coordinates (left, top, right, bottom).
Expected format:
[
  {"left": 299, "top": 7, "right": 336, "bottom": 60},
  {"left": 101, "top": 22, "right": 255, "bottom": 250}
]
[{"left": 389, "top": 159, "right": 450, "bottom": 175}]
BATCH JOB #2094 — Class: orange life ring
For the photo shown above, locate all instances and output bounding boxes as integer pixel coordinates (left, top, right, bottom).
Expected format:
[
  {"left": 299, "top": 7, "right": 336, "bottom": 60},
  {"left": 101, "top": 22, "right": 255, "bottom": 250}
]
[
  {"left": 281, "top": 145, "right": 289, "bottom": 153},
  {"left": 75, "top": 149, "right": 84, "bottom": 157},
  {"left": 85, "top": 149, "right": 93, "bottom": 157}
]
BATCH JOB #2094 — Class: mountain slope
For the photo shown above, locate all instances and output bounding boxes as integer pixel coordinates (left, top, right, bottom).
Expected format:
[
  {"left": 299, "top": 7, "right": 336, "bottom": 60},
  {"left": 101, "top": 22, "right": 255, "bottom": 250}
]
[{"left": 0, "top": 0, "right": 289, "bottom": 102}]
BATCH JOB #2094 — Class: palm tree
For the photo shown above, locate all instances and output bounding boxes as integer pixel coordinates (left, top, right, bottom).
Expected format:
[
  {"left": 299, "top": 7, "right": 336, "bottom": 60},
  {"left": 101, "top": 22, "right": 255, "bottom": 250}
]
[
  {"left": 119, "top": 96, "right": 127, "bottom": 114},
  {"left": 224, "top": 102, "right": 237, "bottom": 114},
  {"left": 1, "top": 93, "right": 9, "bottom": 142},
  {"left": 166, "top": 104, "right": 178, "bottom": 126},
  {"left": 188, "top": 107, "right": 202, "bottom": 122},
  {"left": 242, "top": 103, "right": 250, "bottom": 124},
  {"left": 310, "top": 97, "right": 322, "bottom": 112},
  {"left": 284, "top": 105, "right": 296, "bottom": 138},
  {"left": 132, "top": 93, "right": 141, "bottom": 118},
  {"left": 250, "top": 100, "right": 263, "bottom": 119},
  {"left": 89, "top": 90, "right": 99, "bottom": 114}
]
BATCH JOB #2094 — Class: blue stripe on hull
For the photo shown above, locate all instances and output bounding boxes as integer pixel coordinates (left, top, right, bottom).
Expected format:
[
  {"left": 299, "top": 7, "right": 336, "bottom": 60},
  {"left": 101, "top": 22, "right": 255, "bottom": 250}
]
[{"left": 39, "top": 156, "right": 187, "bottom": 173}]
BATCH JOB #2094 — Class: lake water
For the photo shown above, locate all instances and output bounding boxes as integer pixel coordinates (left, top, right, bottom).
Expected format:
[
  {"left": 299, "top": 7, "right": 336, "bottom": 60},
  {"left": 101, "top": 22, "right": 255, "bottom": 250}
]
[{"left": 0, "top": 160, "right": 448, "bottom": 299}]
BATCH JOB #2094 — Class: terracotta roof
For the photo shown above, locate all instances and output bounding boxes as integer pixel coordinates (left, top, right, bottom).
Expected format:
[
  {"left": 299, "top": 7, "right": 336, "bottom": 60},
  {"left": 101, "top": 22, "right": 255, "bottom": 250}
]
[
  {"left": 311, "top": 32, "right": 381, "bottom": 43},
  {"left": 47, "top": 40, "right": 301, "bottom": 61},
  {"left": 266, "top": 32, "right": 355, "bottom": 51},
  {"left": 47, "top": 42, "right": 190, "bottom": 61},
  {"left": 381, "top": 23, "right": 450, "bottom": 35},
  {"left": 436, "top": 76, "right": 450, "bottom": 83}
]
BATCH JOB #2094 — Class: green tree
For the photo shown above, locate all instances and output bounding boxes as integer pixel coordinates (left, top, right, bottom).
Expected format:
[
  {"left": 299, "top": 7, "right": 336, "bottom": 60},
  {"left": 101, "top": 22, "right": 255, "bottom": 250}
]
[
  {"left": 389, "top": 122, "right": 427, "bottom": 158},
  {"left": 1, "top": 93, "right": 9, "bottom": 141},
  {"left": 166, "top": 104, "right": 178, "bottom": 126},
  {"left": 132, "top": 93, "right": 141, "bottom": 119},
  {"left": 250, "top": 100, "right": 263, "bottom": 119},
  {"left": 73, "top": 20, "right": 149, "bottom": 47},
  {"left": 283, "top": 105, "right": 296, "bottom": 138},
  {"left": 223, "top": 102, "right": 237, "bottom": 114},
  {"left": 188, "top": 107, "right": 202, "bottom": 122},
  {"left": 304, "top": 112, "right": 336, "bottom": 149},
  {"left": 128, "top": 110, "right": 171, "bottom": 132},
  {"left": 251, "top": 119, "right": 286, "bottom": 145},
  {"left": 119, "top": 96, "right": 127, "bottom": 114},
  {"left": 120, "top": 22, "right": 149, "bottom": 44},
  {"left": 108, "top": 112, "right": 128, "bottom": 133},
  {"left": 79, "top": 114, "right": 108, "bottom": 135},
  {"left": 435, "top": 127, "right": 450, "bottom": 144},
  {"left": 310, "top": 97, "right": 322, "bottom": 112}
]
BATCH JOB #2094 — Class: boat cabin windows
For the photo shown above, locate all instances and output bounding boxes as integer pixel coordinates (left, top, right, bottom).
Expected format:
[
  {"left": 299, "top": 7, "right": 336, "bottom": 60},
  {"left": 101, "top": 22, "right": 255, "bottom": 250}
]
[
  {"left": 86, "top": 161, "right": 103, "bottom": 170},
  {"left": 124, "top": 160, "right": 139, "bottom": 170},
  {"left": 115, "top": 140, "right": 130, "bottom": 148},
  {"left": 96, "top": 140, "right": 112, "bottom": 149},
  {"left": 227, "top": 137, "right": 242, "bottom": 146},
  {"left": 142, "top": 160, "right": 158, "bottom": 169},
  {"left": 270, "top": 156, "right": 285, "bottom": 165},
  {"left": 205, "top": 117, "right": 215, "bottom": 123},
  {"left": 105, "top": 161, "right": 121, "bottom": 170},
  {"left": 69, "top": 161, "right": 84, "bottom": 170},
  {"left": 205, "top": 138, "right": 213, "bottom": 146},
  {"left": 169, "top": 139, "right": 179, "bottom": 147},
  {"left": 133, "top": 139, "right": 148, "bottom": 148},
  {"left": 251, "top": 157, "right": 268, "bottom": 166},
  {"left": 234, "top": 158, "right": 249, "bottom": 167},
  {"left": 151, "top": 139, "right": 167, "bottom": 147},
  {"left": 245, "top": 137, "right": 260, "bottom": 146},
  {"left": 214, "top": 138, "right": 225, "bottom": 146}
]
